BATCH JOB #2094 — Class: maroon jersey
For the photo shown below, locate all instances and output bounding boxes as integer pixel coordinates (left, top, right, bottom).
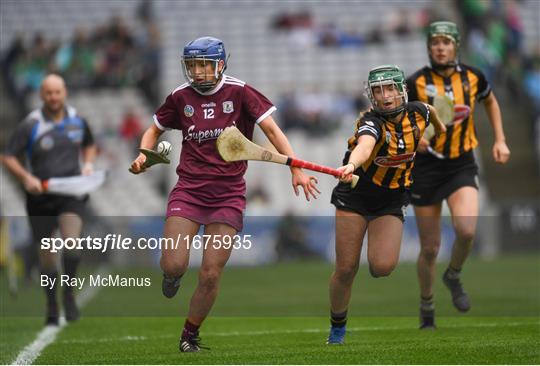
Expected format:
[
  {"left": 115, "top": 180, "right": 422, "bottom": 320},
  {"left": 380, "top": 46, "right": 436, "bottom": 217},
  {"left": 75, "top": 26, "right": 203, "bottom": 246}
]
[{"left": 154, "top": 75, "right": 276, "bottom": 206}]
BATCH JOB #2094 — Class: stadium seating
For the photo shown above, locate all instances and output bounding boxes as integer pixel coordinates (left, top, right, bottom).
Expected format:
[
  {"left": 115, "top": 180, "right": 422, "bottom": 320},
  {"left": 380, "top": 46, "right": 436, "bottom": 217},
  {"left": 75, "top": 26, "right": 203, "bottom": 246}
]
[
  {"left": 1, "top": 0, "right": 538, "bottom": 217},
  {"left": 0, "top": 0, "right": 139, "bottom": 47}
]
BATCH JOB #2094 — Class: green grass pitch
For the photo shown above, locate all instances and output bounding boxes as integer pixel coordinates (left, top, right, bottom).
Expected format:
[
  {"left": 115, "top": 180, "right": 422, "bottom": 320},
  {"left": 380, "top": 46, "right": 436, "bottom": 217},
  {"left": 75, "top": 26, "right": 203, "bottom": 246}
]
[{"left": 1, "top": 256, "right": 539, "bottom": 364}]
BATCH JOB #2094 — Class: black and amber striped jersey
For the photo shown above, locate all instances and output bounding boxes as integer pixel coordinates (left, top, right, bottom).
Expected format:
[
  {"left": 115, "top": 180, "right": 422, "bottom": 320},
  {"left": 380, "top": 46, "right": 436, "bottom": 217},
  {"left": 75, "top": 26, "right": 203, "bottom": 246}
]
[
  {"left": 347, "top": 101, "right": 430, "bottom": 189},
  {"left": 406, "top": 64, "right": 491, "bottom": 159}
]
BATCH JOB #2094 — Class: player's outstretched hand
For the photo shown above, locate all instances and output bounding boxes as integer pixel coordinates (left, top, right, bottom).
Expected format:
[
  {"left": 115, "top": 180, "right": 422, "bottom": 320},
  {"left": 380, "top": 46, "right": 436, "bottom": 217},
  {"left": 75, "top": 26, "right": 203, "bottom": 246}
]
[
  {"left": 337, "top": 163, "right": 355, "bottom": 184},
  {"left": 130, "top": 154, "right": 147, "bottom": 174},
  {"left": 492, "top": 140, "right": 510, "bottom": 164},
  {"left": 291, "top": 167, "right": 320, "bottom": 201},
  {"left": 23, "top": 174, "right": 43, "bottom": 194},
  {"left": 82, "top": 162, "right": 94, "bottom": 176}
]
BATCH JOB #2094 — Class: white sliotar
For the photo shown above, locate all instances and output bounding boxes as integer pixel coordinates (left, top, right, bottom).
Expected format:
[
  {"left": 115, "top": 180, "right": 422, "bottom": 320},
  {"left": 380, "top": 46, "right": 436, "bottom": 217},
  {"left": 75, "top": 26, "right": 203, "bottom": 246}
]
[{"left": 157, "top": 141, "right": 172, "bottom": 156}]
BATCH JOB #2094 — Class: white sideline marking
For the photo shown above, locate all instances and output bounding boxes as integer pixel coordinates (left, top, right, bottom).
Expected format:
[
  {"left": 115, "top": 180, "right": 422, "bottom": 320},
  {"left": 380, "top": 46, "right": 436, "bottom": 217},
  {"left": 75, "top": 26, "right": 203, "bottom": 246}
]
[
  {"left": 11, "top": 267, "right": 109, "bottom": 365},
  {"left": 11, "top": 325, "right": 63, "bottom": 365},
  {"left": 56, "top": 320, "right": 539, "bottom": 345}
]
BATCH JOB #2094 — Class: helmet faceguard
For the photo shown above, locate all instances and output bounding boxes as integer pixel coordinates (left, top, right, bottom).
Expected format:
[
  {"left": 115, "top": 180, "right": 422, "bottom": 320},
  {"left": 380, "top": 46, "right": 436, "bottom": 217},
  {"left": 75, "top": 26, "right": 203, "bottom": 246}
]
[
  {"left": 427, "top": 21, "right": 460, "bottom": 70},
  {"left": 181, "top": 36, "right": 228, "bottom": 93},
  {"left": 365, "top": 65, "right": 407, "bottom": 119}
]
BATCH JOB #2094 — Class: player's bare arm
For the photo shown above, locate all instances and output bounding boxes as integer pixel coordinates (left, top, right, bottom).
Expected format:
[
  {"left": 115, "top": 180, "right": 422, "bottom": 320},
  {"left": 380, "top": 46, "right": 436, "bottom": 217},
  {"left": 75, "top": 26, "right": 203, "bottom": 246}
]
[
  {"left": 2, "top": 155, "right": 43, "bottom": 194},
  {"left": 483, "top": 92, "right": 510, "bottom": 164},
  {"left": 81, "top": 144, "right": 97, "bottom": 175},
  {"left": 258, "top": 116, "right": 320, "bottom": 201},
  {"left": 130, "top": 124, "right": 164, "bottom": 174},
  {"left": 337, "top": 135, "right": 377, "bottom": 183}
]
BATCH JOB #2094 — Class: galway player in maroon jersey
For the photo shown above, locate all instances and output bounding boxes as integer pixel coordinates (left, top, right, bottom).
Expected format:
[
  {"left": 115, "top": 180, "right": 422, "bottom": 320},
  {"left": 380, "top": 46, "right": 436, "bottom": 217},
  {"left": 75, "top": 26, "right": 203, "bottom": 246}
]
[{"left": 130, "top": 36, "right": 319, "bottom": 352}]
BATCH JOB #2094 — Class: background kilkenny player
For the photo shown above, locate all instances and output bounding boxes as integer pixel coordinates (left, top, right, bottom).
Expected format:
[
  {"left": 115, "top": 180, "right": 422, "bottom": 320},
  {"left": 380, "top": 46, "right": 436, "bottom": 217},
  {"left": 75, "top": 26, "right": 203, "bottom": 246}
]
[{"left": 406, "top": 21, "right": 511, "bottom": 329}]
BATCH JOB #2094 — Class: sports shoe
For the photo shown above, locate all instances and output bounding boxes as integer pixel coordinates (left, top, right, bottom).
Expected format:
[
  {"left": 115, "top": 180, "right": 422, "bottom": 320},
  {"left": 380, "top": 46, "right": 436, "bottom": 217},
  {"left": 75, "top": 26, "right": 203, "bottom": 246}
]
[
  {"left": 442, "top": 269, "right": 471, "bottom": 312},
  {"left": 326, "top": 326, "right": 346, "bottom": 344},
  {"left": 179, "top": 331, "right": 207, "bottom": 352},
  {"left": 63, "top": 291, "right": 80, "bottom": 322},
  {"left": 162, "top": 274, "right": 182, "bottom": 299},
  {"left": 45, "top": 301, "right": 59, "bottom": 326},
  {"left": 419, "top": 308, "right": 436, "bottom": 329}
]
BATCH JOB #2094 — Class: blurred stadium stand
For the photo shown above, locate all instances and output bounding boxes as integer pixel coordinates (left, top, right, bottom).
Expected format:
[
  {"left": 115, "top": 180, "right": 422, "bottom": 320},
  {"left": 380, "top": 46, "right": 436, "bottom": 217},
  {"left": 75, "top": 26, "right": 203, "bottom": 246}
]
[
  {"left": 0, "top": 0, "right": 139, "bottom": 46},
  {"left": 1, "top": 0, "right": 538, "bottom": 265}
]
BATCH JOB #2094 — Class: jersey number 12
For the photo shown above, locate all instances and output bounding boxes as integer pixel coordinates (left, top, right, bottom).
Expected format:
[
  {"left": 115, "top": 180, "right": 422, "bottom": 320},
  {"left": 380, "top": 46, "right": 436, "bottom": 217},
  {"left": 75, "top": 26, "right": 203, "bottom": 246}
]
[{"left": 204, "top": 108, "right": 214, "bottom": 119}]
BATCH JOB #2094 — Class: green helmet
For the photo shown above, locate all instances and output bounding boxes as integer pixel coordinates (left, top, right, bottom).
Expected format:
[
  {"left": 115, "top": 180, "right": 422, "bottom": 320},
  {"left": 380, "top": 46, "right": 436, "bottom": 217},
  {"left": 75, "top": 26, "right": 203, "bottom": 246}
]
[
  {"left": 365, "top": 65, "right": 407, "bottom": 118},
  {"left": 427, "top": 21, "right": 460, "bottom": 47},
  {"left": 427, "top": 21, "right": 460, "bottom": 69}
]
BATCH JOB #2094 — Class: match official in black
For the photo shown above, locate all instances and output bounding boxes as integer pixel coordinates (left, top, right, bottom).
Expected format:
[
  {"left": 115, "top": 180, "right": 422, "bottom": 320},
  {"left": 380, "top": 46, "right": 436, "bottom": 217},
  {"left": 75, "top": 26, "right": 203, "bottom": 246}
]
[{"left": 3, "top": 74, "right": 96, "bottom": 325}]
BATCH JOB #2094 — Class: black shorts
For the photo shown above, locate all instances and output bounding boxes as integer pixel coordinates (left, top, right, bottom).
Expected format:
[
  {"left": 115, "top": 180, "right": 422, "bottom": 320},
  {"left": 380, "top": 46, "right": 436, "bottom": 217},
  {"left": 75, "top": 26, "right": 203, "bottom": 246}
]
[
  {"left": 331, "top": 171, "right": 410, "bottom": 222},
  {"left": 410, "top": 150, "right": 479, "bottom": 206},
  {"left": 26, "top": 194, "right": 88, "bottom": 244}
]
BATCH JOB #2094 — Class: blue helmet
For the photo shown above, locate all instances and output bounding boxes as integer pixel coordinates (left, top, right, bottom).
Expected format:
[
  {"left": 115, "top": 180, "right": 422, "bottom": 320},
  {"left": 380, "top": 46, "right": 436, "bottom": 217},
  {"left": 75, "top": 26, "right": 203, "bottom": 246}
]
[{"left": 181, "top": 36, "right": 228, "bottom": 92}]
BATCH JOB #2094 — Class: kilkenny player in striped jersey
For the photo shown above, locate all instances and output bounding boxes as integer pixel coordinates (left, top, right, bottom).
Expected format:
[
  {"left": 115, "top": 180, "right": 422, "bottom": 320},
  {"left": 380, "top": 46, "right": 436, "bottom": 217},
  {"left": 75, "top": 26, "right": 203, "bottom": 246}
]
[
  {"left": 406, "top": 21, "right": 510, "bottom": 329},
  {"left": 326, "top": 65, "right": 446, "bottom": 344}
]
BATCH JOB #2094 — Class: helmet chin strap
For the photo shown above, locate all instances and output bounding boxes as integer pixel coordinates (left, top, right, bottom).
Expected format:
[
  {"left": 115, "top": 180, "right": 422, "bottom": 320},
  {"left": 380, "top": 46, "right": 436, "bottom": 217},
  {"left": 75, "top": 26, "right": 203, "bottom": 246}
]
[
  {"left": 429, "top": 52, "right": 458, "bottom": 71},
  {"left": 378, "top": 106, "right": 405, "bottom": 119},
  {"left": 193, "top": 77, "right": 225, "bottom": 93},
  {"left": 192, "top": 81, "right": 216, "bottom": 92},
  {"left": 431, "top": 61, "right": 457, "bottom": 71},
  {"left": 375, "top": 98, "right": 406, "bottom": 119}
]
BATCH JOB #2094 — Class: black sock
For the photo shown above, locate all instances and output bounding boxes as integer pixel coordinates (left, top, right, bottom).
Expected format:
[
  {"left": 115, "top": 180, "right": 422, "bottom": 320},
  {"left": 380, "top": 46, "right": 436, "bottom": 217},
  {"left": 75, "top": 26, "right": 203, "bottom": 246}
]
[
  {"left": 330, "top": 310, "right": 347, "bottom": 328},
  {"left": 164, "top": 273, "right": 183, "bottom": 281},
  {"left": 420, "top": 295, "right": 434, "bottom": 312},
  {"left": 446, "top": 266, "right": 461, "bottom": 280},
  {"left": 63, "top": 255, "right": 80, "bottom": 295},
  {"left": 41, "top": 270, "right": 58, "bottom": 305}
]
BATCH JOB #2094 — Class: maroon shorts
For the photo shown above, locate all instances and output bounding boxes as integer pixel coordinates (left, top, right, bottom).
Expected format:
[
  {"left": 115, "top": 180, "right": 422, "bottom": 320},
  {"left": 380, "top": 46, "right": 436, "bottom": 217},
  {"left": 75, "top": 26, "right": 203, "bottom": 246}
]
[{"left": 166, "top": 192, "right": 245, "bottom": 232}]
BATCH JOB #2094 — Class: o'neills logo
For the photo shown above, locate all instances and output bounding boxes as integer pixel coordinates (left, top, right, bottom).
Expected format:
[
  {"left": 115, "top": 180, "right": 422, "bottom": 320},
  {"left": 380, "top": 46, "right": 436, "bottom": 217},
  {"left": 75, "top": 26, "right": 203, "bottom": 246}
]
[
  {"left": 185, "top": 122, "right": 236, "bottom": 144},
  {"left": 374, "top": 152, "right": 415, "bottom": 167}
]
